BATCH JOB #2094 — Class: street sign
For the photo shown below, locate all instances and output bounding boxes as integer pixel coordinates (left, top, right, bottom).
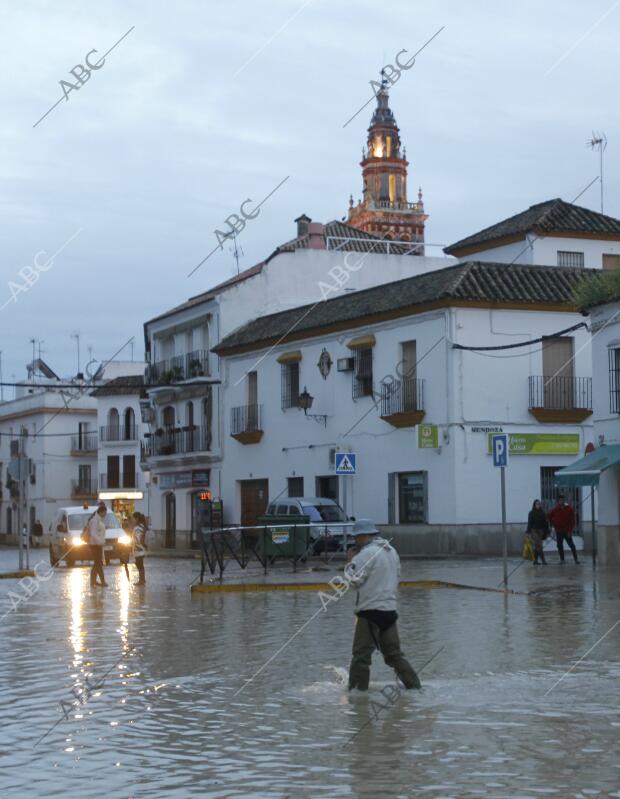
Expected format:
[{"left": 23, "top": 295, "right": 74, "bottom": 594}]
[
  {"left": 335, "top": 452, "right": 356, "bottom": 474},
  {"left": 492, "top": 434, "right": 508, "bottom": 468}
]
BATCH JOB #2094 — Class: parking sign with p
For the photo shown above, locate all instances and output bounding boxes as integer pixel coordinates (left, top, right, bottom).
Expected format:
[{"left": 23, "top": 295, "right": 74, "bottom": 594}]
[{"left": 492, "top": 434, "right": 508, "bottom": 467}]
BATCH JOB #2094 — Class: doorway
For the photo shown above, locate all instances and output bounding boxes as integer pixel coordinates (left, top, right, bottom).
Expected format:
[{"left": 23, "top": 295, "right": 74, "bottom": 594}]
[
  {"left": 315, "top": 475, "right": 338, "bottom": 502},
  {"left": 165, "top": 493, "right": 176, "bottom": 548},
  {"left": 240, "top": 479, "right": 269, "bottom": 527},
  {"left": 542, "top": 337, "right": 574, "bottom": 408}
]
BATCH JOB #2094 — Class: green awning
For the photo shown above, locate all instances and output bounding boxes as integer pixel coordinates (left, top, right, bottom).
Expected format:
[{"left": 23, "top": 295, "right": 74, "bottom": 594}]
[{"left": 554, "top": 444, "right": 620, "bottom": 488}]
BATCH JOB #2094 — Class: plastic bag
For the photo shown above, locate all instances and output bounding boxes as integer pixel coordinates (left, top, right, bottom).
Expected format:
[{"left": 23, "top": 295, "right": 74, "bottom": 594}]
[{"left": 522, "top": 536, "right": 535, "bottom": 561}]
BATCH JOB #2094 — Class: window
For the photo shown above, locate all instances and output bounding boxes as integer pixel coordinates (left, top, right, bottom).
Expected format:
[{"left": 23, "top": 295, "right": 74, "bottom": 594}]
[
  {"left": 353, "top": 348, "right": 373, "bottom": 398},
  {"left": 557, "top": 251, "right": 584, "bottom": 268},
  {"left": 123, "top": 455, "right": 136, "bottom": 488},
  {"left": 78, "top": 464, "right": 92, "bottom": 492},
  {"left": 398, "top": 472, "right": 427, "bottom": 523},
  {"left": 162, "top": 406, "right": 175, "bottom": 428},
  {"left": 609, "top": 348, "right": 620, "bottom": 413},
  {"left": 315, "top": 475, "right": 338, "bottom": 501},
  {"left": 289, "top": 505, "right": 301, "bottom": 516},
  {"left": 281, "top": 362, "right": 300, "bottom": 409},
  {"left": 107, "top": 456, "right": 120, "bottom": 489},
  {"left": 288, "top": 476, "right": 304, "bottom": 497},
  {"left": 123, "top": 407, "right": 135, "bottom": 440},
  {"left": 603, "top": 254, "right": 620, "bottom": 271},
  {"left": 247, "top": 371, "right": 258, "bottom": 407}
]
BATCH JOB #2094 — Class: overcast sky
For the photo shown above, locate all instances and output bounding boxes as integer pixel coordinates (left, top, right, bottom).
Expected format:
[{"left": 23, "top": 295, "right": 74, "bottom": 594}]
[{"left": 0, "top": 0, "right": 618, "bottom": 390}]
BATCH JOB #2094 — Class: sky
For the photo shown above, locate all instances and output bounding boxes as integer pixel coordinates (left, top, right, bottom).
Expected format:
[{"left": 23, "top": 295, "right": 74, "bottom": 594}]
[{"left": 0, "top": 0, "right": 618, "bottom": 390}]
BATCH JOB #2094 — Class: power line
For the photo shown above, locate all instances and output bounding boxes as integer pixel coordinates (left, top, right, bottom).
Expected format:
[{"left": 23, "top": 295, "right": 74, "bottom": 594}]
[{"left": 452, "top": 322, "right": 588, "bottom": 352}]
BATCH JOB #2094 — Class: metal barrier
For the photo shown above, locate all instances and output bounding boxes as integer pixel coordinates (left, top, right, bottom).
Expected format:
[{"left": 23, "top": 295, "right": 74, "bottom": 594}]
[{"left": 199, "top": 522, "right": 355, "bottom": 582}]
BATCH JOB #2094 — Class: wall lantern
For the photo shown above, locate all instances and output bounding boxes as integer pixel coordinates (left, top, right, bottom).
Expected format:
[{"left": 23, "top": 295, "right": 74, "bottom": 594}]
[{"left": 298, "top": 386, "right": 327, "bottom": 426}]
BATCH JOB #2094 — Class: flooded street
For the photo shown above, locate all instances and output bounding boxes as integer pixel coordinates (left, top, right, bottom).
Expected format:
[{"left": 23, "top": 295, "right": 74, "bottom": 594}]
[{"left": 1, "top": 551, "right": 619, "bottom": 799}]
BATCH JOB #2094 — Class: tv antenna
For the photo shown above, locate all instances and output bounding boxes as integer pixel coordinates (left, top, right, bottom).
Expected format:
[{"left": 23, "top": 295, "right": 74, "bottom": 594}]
[
  {"left": 587, "top": 131, "right": 607, "bottom": 212},
  {"left": 229, "top": 232, "right": 244, "bottom": 276}
]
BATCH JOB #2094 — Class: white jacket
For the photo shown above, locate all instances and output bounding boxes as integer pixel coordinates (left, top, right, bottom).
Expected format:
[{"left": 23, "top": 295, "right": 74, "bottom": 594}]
[
  {"left": 88, "top": 514, "right": 106, "bottom": 546},
  {"left": 344, "top": 536, "right": 401, "bottom": 612}
]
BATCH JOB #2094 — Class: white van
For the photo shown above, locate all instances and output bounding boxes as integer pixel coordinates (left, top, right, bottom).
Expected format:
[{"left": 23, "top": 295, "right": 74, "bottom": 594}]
[
  {"left": 265, "top": 497, "right": 353, "bottom": 554},
  {"left": 49, "top": 505, "right": 132, "bottom": 567}
]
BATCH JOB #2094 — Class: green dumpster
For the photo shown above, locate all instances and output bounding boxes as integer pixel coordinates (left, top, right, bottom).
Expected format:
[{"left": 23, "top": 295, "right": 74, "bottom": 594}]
[{"left": 255, "top": 515, "right": 311, "bottom": 559}]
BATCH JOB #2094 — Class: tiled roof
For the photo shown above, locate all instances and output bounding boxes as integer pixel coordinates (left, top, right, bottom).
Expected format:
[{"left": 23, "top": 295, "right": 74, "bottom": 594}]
[
  {"left": 90, "top": 374, "right": 145, "bottom": 397},
  {"left": 445, "top": 199, "right": 620, "bottom": 255},
  {"left": 214, "top": 261, "right": 595, "bottom": 354},
  {"left": 145, "top": 221, "right": 414, "bottom": 327}
]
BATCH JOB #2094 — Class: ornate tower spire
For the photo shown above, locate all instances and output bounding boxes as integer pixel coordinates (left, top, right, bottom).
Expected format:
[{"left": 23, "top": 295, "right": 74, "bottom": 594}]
[{"left": 347, "top": 78, "right": 428, "bottom": 253}]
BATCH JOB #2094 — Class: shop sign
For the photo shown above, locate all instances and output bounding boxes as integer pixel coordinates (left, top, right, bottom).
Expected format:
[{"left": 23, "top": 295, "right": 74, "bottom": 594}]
[
  {"left": 486, "top": 433, "right": 580, "bottom": 456},
  {"left": 417, "top": 424, "right": 439, "bottom": 449},
  {"left": 192, "top": 470, "right": 210, "bottom": 486}
]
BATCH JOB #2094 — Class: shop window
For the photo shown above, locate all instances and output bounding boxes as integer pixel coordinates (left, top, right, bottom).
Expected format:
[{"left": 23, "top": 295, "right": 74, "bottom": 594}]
[{"left": 398, "top": 472, "right": 427, "bottom": 523}]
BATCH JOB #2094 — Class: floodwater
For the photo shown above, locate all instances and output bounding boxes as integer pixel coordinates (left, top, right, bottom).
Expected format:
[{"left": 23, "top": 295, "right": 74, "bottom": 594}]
[{"left": 1, "top": 549, "right": 619, "bottom": 799}]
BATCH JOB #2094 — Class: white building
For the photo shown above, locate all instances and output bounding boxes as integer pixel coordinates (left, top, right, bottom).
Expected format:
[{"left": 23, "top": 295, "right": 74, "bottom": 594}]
[
  {"left": 445, "top": 198, "right": 620, "bottom": 269},
  {"left": 556, "top": 284, "right": 620, "bottom": 565},
  {"left": 214, "top": 260, "right": 597, "bottom": 554},
  {"left": 0, "top": 360, "right": 143, "bottom": 542},
  {"left": 91, "top": 371, "right": 148, "bottom": 524},
  {"left": 142, "top": 220, "right": 452, "bottom": 549}
]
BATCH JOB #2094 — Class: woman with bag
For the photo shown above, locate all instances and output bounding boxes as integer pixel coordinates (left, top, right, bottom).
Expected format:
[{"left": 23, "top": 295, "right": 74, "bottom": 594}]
[
  {"left": 132, "top": 512, "right": 148, "bottom": 586},
  {"left": 526, "top": 499, "right": 549, "bottom": 566}
]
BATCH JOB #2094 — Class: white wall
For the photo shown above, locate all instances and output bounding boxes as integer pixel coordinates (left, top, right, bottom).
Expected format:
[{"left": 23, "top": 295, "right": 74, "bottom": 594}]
[
  {"left": 220, "top": 305, "right": 593, "bottom": 529},
  {"left": 461, "top": 234, "right": 617, "bottom": 269}
]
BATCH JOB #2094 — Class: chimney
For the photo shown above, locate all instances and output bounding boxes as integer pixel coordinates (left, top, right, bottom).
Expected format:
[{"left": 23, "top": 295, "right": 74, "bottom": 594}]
[
  {"left": 294, "top": 214, "right": 312, "bottom": 238},
  {"left": 308, "top": 222, "right": 326, "bottom": 250}
]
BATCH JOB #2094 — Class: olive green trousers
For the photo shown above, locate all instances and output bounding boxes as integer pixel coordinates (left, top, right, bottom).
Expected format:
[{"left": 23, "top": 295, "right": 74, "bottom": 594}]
[{"left": 348, "top": 616, "right": 421, "bottom": 691}]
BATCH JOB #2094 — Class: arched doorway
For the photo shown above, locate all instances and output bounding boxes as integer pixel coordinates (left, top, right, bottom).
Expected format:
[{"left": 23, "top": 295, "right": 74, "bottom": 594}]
[{"left": 165, "top": 493, "right": 176, "bottom": 549}]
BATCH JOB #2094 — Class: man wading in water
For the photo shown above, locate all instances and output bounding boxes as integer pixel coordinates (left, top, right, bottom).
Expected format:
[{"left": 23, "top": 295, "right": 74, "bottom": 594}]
[{"left": 345, "top": 519, "right": 420, "bottom": 691}]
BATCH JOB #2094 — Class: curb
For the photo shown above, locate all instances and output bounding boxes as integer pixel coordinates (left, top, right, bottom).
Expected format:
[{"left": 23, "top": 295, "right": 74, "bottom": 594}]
[
  {"left": 191, "top": 579, "right": 529, "bottom": 595},
  {"left": 0, "top": 570, "right": 36, "bottom": 579}
]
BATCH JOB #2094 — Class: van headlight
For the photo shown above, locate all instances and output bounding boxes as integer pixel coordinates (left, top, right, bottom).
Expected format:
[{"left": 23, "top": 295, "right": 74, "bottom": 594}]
[
  {"left": 118, "top": 534, "right": 132, "bottom": 545},
  {"left": 71, "top": 536, "right": 84, "bottom": 546}
]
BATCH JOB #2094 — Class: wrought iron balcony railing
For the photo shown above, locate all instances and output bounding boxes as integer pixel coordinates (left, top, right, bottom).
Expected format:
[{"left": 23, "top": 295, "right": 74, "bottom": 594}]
[
  {"left": 99, "top": 425, "right": 138, "bottom": 442},
  {"left": 71, "top": 479, "right": 98, "bottom": 498},
  {"left": 146, "top": 349, "right": 209, "bottom": 385},
  {"left": 70, "top": 432, "right": 98, "bottom": 452},
  {"left": 231, "top": 404, "right": 262, "bottom": 435},
  {"left": 99, "top": 472, "right": 140, "bottom": 489},
  {"left": 141, "top": 425, "right": 210, "bottom": 457},
  {"left": 528, "top": 376, "right": 592, "bottom": 411},
  {"left": 380, "top": 377, "right": 425, "bottom": 417}
]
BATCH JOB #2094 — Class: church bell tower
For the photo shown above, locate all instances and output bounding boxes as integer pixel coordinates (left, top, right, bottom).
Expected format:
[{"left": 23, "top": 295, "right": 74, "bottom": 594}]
[{"left": 347, "top": 78, "right": 427, "bottom": 252}]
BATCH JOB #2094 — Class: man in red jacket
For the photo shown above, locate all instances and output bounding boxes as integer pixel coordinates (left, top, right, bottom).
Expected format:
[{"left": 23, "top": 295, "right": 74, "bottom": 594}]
[{"left": 548, "top": 494, "right": 579, "bottom": 564}]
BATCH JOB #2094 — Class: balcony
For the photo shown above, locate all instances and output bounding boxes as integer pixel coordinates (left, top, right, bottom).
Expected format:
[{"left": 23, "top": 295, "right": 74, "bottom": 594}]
[
  {"left": 70, "top": 432, "right": 98, "bottom": 454},
  {"left": 146, "top": 349, "right": 209, "bottom": 385},
  {"left": 71, "top": 479, "right": 98, "bottom": 499},
  {"left": 231, "top": 404, "right": 263, "bottom": 445},
  {"left": 100, "top": 472, "right": 139, "bottom": 489},
  {"left": 100, "top": 425, "right": 138, "bottom": 443},
  {"left": 528, "top": 376, "right": 593, "bottom": 423},
  {"left": 380, "top": 378, "right": 425, "bottom": 428},
  {"left": 142, "top": 425, "right": 210, "bottom": 458}
]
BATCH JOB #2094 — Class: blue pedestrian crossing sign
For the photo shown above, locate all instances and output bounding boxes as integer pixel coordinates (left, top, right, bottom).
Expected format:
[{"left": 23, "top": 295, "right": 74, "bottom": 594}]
[
  {"left": 492, "top": 434, "right": 509, "bottom": 467},
  {"left": 335, "top": 452, "right": 356, "bottom": 474}
]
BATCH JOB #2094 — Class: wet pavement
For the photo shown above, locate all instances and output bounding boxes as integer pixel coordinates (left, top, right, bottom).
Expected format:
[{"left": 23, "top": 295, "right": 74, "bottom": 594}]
[{"left": 1, "top": 547, "right": 619, "bottom": 799}]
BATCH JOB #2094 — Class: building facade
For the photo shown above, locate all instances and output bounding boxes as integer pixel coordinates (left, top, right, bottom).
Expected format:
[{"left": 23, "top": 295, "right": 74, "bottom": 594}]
[
  {"left": 93, "top": 373, "right": 148, "bottom": 524},
  {"left": 215, "top": 261, "right": 596, "bottom": 554}
]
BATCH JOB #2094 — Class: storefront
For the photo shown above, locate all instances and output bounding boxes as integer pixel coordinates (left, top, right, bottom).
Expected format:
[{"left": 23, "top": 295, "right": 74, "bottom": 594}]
[{"left": 98, "top": 489, "right": 145, "bottom": 528}]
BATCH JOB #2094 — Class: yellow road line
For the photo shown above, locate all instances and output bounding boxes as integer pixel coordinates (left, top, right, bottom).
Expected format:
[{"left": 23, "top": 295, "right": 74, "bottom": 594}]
[{"left": 0, "top": 570, "right": 36, "bottom": 579}]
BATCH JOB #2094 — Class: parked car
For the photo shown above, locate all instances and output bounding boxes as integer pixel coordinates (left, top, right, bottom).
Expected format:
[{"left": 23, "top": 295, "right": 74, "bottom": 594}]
[
  {"left": 49, "top": 505, "right": 132, "bottom": 567},
  {"left": 265, "top": 497, "right": 354, "bottom": 554}
]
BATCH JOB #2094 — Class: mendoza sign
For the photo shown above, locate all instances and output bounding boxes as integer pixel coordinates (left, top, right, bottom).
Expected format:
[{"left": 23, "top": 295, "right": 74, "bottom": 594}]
[{"left": 487, "top": 433, "right": 579, "bottom": 456}]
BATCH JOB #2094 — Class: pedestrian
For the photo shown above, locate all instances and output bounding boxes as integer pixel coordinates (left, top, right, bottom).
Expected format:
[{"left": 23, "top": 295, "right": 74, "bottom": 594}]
[
  {"left": 344, "top": 519, "right": 421, "bottom": 691},
  {"left": 526, "top": 499, "right": 549, "bottom": 565},
  {"left": 33, "top": 519, "right": 44, "bottom": 548},
  {"left": 548, "top": 493, "right": 579, "bottom": 564},
  {"left": 132, "top": 511, "right": 147, "bottom": 586},
  {"left": 87, "top": 502, "right": 108, "bottom": 587}
]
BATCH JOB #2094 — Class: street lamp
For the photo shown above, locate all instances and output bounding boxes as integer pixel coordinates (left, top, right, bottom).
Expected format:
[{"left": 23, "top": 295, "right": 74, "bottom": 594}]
[{"left": 298, "top": 386, "right": 327, "bottom": 426}]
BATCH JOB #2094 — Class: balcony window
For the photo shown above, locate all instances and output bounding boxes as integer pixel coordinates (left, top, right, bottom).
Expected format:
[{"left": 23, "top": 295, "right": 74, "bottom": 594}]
[
  {"left": 353, "top": 348, "right": 373, "bottom": 398},
  {"left": 281, "top": 362, "right": 300, "bottom": 409}
]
